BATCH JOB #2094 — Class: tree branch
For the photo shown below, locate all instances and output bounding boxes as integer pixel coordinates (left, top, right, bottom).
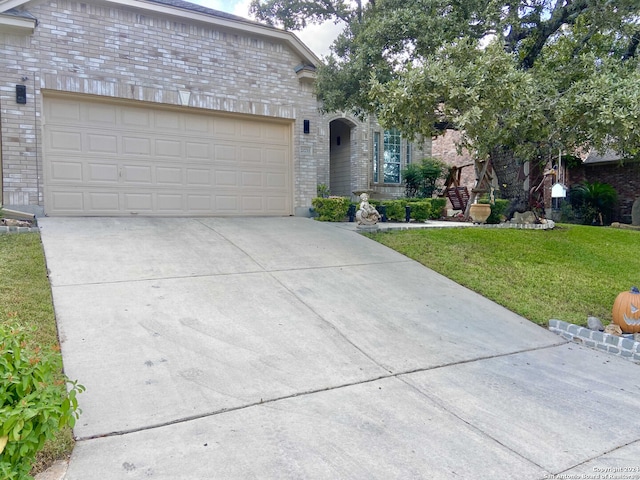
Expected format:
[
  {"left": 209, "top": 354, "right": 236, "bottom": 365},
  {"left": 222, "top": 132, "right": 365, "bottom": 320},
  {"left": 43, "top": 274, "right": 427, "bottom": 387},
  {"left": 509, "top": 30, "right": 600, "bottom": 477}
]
[
  {"left": 519, "top": 0, "right": 590, "bottom": 69},
  {"left": 622, "top": 30, "right": 640, "bottom": 61}
]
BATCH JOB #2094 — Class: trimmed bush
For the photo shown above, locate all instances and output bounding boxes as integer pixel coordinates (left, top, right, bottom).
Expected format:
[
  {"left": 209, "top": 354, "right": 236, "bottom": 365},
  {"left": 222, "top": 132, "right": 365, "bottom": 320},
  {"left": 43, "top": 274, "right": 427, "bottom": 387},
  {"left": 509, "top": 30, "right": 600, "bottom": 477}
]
[
  {"left": 429, "top": 198, "right": 446, "bottom": 219},
  {"left": 407, "top": 201, "right": 430, "bottom": 221},
  {"left": 311, "top": 197, "right": 350, "bottom": 222},
  {"left": 380, "top": 200, "right": 408, "bottom": 222}
]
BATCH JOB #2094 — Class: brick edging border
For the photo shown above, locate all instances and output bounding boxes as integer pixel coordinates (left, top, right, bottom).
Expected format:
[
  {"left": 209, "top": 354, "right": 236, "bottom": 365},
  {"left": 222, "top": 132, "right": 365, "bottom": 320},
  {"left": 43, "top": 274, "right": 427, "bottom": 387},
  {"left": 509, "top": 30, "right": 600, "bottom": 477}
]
[{"left": 549, "top": 319, "right": 640, "bottom": 363}]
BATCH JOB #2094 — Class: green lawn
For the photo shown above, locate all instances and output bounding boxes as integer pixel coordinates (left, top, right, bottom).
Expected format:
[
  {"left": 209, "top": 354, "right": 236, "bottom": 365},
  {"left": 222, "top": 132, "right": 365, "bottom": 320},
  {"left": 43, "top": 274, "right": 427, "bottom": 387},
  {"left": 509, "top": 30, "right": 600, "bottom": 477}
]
[
  {"left": 368, "top": 224, "right": 640, "bottom": 327},
  {"left": 0, "top": 233, "right": 74, "bottom": 476}
]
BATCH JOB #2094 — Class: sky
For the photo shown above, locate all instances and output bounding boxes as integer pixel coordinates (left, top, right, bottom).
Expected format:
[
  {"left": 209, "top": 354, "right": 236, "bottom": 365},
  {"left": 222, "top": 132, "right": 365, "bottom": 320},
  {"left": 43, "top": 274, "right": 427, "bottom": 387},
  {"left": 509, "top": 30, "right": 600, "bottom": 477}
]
[{"left": 192, "top": 0, "right": 344, "bottom": 58}]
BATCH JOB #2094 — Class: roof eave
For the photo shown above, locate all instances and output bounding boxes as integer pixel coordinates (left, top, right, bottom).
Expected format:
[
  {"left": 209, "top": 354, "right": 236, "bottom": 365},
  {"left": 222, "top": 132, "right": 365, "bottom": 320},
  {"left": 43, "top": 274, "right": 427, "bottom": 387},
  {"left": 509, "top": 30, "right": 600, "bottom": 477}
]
[
  {"left": 0, "top": 12, "right": 35, "bottom": 33},
  {"left": 0, "top": 0, "right": 320, "bottom": 65},
  {"left": 113, "top": 0, "right": 320, "bottom": 66}
]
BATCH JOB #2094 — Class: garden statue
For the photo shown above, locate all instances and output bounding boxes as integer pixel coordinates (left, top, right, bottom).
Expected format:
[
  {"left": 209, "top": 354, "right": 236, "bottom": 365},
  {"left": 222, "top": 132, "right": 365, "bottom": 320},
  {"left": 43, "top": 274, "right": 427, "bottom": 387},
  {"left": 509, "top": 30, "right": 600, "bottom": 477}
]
[{"left": 356, "top": 193, "right": 381, "bottom": 226}]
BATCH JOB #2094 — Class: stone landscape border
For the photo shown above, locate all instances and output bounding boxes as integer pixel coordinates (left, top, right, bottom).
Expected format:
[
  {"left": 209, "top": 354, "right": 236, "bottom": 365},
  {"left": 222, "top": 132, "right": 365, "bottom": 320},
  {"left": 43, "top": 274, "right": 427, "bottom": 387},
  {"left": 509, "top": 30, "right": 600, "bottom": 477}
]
[
  {"left": 0, "top": 225, "right": 39, "bottom": 234},
  {"left": 549, "top": 319, "right": 640, "bottom": 363}
]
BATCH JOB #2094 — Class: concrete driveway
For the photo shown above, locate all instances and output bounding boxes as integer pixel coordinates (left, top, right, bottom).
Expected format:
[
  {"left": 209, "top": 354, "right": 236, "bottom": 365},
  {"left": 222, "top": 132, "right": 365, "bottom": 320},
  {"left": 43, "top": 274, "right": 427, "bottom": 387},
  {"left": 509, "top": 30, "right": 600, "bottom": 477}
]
[{"left": 39, "top": 217, "right": 640, "bottom": 479}]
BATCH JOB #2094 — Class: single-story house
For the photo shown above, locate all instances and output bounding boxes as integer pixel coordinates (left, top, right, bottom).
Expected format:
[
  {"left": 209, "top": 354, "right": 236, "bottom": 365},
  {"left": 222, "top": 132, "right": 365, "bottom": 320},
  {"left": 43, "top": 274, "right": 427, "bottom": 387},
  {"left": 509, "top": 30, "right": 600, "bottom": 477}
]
[{"left": 0, "top": 0, "right": 429, "bottom": 217}]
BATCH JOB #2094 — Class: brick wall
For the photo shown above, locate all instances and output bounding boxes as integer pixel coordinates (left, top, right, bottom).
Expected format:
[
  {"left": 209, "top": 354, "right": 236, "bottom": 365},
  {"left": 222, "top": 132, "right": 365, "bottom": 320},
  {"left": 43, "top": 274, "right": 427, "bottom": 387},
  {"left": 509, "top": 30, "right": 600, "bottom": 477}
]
[
  {"left": 0, "top": 0, "right": 325, "bottom": 213},
  {"left": 431, "top": 130, "right": 475, "bottom": 189}
]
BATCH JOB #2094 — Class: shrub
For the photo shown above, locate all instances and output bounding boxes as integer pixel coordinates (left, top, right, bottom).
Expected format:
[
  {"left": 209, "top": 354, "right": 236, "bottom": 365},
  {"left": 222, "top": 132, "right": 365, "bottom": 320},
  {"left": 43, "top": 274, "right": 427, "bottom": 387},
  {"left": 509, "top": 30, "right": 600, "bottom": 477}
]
[
  {"left": 570, "top": 181, "right": 618, "bottom": 225},
  {"left": 406, "top": 201, "right": 428, "bottom": 221},
  {"left": 429, "top": 198, "right": 446, "bottom": 219},
  {"left": 311, "top": 197, "right": 350, "bottom": 222},
  {"left": 0, "top": 323, "right": 84, "bottom": 480},
  {"left": 380, "top": 200, "right": 407, "bottom": 222},
  {"left": 480, "top": 198, "right": 509, "bottom": 224},
  {"left": 402, "top": 157, "right": 447, "bottom": 198}
]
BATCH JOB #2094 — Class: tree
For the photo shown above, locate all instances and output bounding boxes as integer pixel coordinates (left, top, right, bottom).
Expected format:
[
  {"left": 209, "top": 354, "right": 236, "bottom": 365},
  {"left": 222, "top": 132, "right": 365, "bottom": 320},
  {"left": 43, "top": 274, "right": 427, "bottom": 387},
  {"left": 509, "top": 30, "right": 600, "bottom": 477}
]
[{"left": 251, "top": 0, "right": 640, "bottom": 216}]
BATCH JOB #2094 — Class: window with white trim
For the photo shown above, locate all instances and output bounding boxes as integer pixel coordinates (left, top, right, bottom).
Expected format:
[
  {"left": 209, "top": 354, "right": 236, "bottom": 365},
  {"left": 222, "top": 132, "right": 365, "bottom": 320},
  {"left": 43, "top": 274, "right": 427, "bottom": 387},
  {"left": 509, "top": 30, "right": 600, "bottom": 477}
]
[{"left": 373, "top": 128, "right": 413, "bottom": 184}]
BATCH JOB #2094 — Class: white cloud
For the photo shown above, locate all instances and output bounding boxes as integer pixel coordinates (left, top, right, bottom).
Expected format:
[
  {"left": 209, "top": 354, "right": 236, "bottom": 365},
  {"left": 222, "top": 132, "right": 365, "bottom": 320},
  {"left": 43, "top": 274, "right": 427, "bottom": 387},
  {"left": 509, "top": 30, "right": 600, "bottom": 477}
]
[
  {"left": 191, "top": 0, "right": 341, "bottom": 58},
  {"left": 295, "top": 20, "right": 344, "bottom": 58}
]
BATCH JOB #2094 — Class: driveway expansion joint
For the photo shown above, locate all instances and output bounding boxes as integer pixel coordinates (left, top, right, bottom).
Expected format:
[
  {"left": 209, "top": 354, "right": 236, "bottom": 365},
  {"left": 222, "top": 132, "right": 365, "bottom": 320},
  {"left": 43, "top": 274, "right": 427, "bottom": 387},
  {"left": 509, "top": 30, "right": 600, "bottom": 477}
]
[{"left": 75, "top": 342, "right": 566, "bottom": 443}]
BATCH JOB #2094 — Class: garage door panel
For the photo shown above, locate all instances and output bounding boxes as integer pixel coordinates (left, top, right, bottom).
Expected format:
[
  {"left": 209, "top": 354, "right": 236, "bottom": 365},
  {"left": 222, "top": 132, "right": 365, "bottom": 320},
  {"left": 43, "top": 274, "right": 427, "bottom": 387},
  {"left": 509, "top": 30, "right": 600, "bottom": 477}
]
[
  {"left": 88, "top": 192, "right": 120, "bottom": 211},
  {"left": 240, "top": 147, "right": 262, "bottom": 163},
  {"left": 187, "top": 169, "right": 211, "bottom": 186},
  {"left": 241, "top": 172, "right": 263, "bottom": 187},
  {"left": 215, "top": 145, "right": 237, "bottom": 162},
  {"left": 85, "top": 133, "right": 119, "bottom": 154},
  {"left": 240, "top": 122, "right": 263, "bottom": 140},
  {"left": 123, "top": 193, "right": 153, "bottom": 211},
  {"left": 156, "top": 167, "right": 183, "bottom": 185},
  {"left": 187, "top": 195, "right": 211, "bottom": 211},
  {"left": 186, "top": 115, "right": 212, "bottom": 134},
  {"left": 157, "top": 194, "right": 184, "bottom": 211},
  {"left": 186, "top": 142, "right": 211, "bottom": 160},
  {"left": 265, "top": 148, "right": 288, "bottom": 165},
  {"left": 122, "top": 136, "right": 152, "bottom": 156},
  {"left": 50, "top": 191, "right": 84, "bottom": 212},
  {"left": 48, "top": 130, "right": 83, "bottom": 152},
  {"left": 155, "top": 139, "right": 182, "bottom": 158},
  {"left": 85, "top": 103, "right": 117, "bottom": 125},
  {"left": 216, "top": 196, "right": 238, "bottom": 212},
  {"left": 50, "top": 161, "right": 83, "bottom": 182},
  {"left": 44, "top": 95, "right": 292, "bottom": 216},
  {"left": 267, "top": 196, "right": 287, "bottom": 212},
  {"left": 264, "top": 124, "right": 289, "bottom": 143},
  {"left": 213, "top": 117, "right": 237, "bottom": 136},
  {"left": 88, "top": 163, "right": 119, "bottom": 182},
  {"left": 266, "top": 172, "right": 286, "bottom": 188},
  {"left": 242, "top": 196, "right": 264, "bottom": 212},
  {"left": 47, "top": 100, "right": 81, "bottom": 123},
  {"left": 215, "top": 170, "right": 238, "bottom": 186},
  {"left": 154, "top": 111, "right": 181, "bottom": 131},
  {"left": 122, "top": 108, "right": 152, "bottom": 129},
  {"left": 122, "top": 165, "right": 153, "bottom": 184}
]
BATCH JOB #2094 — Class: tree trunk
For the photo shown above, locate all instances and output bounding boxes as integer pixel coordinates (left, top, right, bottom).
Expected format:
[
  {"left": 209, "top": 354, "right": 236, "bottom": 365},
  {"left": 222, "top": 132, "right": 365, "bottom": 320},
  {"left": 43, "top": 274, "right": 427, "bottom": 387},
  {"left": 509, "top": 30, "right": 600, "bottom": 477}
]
[{"left": 489, "top": 147, "right": 528, "bottom": 219}]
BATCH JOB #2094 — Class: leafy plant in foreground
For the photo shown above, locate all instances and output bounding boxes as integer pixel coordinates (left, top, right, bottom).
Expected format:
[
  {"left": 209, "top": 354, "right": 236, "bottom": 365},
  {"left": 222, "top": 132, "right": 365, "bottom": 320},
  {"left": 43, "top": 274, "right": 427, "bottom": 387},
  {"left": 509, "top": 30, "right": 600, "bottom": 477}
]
[{"left": 0, "top": 323, "right": 84, "bottom": 480}]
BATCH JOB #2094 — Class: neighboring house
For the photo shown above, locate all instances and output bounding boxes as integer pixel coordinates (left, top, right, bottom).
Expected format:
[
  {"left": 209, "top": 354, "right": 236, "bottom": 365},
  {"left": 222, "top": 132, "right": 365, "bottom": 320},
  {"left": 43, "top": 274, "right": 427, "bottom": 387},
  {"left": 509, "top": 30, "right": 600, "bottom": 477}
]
[{"left": 0, "top": 0, "right": 429, "bottom": 217}]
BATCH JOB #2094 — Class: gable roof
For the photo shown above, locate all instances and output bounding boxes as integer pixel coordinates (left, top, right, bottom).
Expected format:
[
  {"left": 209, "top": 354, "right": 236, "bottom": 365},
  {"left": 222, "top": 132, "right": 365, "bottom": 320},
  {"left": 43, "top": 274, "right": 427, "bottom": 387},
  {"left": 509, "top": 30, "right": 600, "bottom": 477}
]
[{"left": 0, "top": 0, "right": 319, "bottom": 66}]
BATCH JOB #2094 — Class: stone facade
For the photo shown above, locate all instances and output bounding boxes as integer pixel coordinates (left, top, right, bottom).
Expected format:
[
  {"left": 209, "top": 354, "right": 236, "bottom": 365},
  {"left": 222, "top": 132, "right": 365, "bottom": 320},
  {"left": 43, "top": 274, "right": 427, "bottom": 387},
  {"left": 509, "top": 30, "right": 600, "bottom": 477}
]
[{"left": 0, "top": 0, "right": 326, "bottom": 215}]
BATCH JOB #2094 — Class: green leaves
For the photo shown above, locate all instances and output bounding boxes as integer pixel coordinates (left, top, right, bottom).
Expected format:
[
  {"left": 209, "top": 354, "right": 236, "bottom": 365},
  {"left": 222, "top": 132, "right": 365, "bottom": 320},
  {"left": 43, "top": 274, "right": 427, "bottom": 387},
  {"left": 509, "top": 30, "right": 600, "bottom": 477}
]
[{"left": 0, "top": 324, "right": 84, "bottom": 479}]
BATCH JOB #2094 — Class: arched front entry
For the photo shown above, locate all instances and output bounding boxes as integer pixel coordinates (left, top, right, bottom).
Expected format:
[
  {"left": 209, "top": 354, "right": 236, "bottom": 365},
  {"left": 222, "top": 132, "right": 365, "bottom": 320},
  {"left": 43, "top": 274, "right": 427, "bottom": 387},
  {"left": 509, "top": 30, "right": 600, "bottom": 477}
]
[{"left": 329, "top": 119, "right": 353, "bottom": 197}]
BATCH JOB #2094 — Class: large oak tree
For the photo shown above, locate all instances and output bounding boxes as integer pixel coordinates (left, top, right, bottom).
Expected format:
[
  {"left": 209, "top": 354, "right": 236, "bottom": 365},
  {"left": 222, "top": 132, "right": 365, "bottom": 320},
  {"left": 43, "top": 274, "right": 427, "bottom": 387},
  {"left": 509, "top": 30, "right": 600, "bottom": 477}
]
[{"left": 251, "top": 0, "right": 640, "bottom": 214}]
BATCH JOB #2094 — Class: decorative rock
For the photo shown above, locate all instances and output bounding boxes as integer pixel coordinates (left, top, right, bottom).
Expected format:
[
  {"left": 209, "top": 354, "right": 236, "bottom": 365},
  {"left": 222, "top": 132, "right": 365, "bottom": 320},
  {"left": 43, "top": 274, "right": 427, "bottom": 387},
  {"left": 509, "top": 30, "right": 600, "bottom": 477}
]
[
  {"left": 604, "top": 323, "right": 623, "bottom": 336},
  {"left": 511, "top": 211, "right": 537, "bottom": 224},
  {"left": 34, "top": 459, "right": 69, "bottom": 480},
  {"left": 0, "top": 218, "right": 32, "bottom": 227},
  {"left": 587, "top": 316, "right": 605, "bottom": 331},
  {"left": 632, "top": 197, "right": 640, "bottom": 226}
]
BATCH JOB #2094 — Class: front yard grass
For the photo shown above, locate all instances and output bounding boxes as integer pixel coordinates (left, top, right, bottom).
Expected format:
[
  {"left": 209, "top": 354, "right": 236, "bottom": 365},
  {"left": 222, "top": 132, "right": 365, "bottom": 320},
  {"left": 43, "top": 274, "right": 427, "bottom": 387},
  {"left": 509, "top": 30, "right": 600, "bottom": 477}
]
[
  {"left": 368, "top": 224, "right": 640, "bottom": 327},
  {"left": 0, "top": 233, "right": 74, "bottom": 476}
]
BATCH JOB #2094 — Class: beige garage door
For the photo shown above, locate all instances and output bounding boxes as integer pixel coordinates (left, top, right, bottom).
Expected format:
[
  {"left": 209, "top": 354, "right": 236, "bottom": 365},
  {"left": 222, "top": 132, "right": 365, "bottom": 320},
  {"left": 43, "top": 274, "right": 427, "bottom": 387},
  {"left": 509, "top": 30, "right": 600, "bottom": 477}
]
[{"left": 43, "top": 94, "right": 293, "bottom": 216}]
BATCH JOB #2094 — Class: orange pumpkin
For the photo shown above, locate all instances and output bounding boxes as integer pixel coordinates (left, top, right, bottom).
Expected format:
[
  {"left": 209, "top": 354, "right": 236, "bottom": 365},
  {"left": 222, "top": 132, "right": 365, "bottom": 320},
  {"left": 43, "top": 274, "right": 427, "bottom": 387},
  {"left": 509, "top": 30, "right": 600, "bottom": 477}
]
[{"left": 612, "top": 286, "right": 640, "bottom": 333}]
